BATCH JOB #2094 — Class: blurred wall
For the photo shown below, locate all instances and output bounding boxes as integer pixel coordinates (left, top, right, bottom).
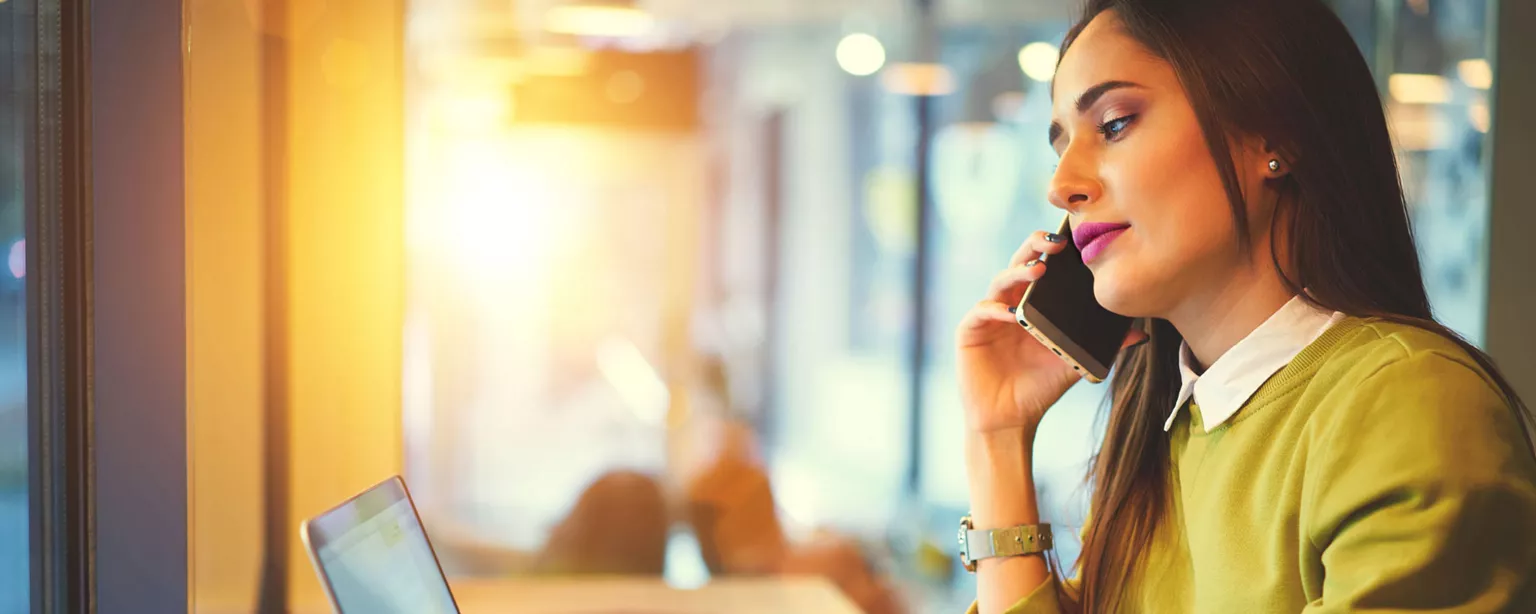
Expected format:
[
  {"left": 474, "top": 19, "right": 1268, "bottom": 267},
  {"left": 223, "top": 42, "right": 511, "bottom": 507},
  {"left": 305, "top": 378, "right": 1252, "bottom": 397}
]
[
  {"left": 280, "top": 0, "right": 406, "bottom": 607},
  {"left": 186, "top": 0, "right": 406, "bottom": 611},
  {"left": 186, "top": 0, "right": 265, "bottom": 611},
  {"left": 707, "top": 31, "right": 915, "bottom": 530}
]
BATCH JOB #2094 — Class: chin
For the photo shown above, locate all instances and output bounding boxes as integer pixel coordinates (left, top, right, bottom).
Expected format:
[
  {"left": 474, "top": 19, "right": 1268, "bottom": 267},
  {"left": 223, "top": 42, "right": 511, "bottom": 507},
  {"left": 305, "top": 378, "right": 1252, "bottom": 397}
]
[{"left": 1090, "top": 261, "right": 1155, "bottom": 317}]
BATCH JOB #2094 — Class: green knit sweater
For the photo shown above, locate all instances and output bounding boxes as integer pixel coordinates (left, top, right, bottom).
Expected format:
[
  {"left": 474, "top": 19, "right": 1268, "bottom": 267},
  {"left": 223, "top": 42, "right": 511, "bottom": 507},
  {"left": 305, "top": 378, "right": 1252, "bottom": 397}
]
[{"left": 973, "top": 317, "right": 1536, "bottom": 613}]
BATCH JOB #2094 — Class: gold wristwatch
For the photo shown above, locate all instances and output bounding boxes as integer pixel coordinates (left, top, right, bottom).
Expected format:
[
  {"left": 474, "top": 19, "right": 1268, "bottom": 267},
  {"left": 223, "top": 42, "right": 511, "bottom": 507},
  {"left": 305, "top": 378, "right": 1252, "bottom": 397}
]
[{"left": 957, "top": 515, "right": 1053, "bottom": 573}]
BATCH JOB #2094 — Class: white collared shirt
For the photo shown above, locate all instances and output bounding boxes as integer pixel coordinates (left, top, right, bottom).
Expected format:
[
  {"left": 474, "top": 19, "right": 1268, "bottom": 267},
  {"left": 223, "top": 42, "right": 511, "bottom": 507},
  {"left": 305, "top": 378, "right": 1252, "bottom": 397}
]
[{"left": 1165, "top": 296, "right": 1346, "bottom": 433}]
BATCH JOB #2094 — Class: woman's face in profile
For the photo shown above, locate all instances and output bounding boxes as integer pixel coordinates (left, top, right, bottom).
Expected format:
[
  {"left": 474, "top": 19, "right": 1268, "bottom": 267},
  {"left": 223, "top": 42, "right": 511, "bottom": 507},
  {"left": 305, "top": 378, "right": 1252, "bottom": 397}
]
[{"left": 1049, "top": 11, "right": 1276, "bottom": 320}]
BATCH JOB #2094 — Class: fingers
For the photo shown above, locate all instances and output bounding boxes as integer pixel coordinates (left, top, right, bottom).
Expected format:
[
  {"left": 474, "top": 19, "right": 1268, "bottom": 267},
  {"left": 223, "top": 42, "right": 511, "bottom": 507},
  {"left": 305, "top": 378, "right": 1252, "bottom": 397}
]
[
  {"left": 1007, "top": 230, "right": 1070, "bottom": 268},
  {"left": 957, "top": 300, "right": 1017, "bottom": 331},
  {"left": 985, "top": 261, "right": 1047, "bottom": 304},
  {"left": 966, "top": 230, "right": 1068, "bottom": 334}
]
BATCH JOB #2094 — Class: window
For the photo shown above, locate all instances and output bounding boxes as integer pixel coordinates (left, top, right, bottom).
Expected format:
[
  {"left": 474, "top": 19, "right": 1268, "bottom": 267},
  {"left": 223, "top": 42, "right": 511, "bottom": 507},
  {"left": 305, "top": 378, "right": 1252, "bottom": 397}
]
[
  {"left": 1381, "top": 0, "right": 1495, "bottom": 344},
  {"left": 1330, "top": 0, "right": 1496, "bottom": 343},
  {"left": 0, "top": 0, "right": 34, "bottom": 610}
]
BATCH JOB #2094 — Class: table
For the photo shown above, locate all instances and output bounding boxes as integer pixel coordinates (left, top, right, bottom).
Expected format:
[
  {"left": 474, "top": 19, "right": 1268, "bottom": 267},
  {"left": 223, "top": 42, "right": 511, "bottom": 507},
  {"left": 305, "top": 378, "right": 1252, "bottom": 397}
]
[
  {"left": 452, "top": 576, "right": 863, "bottom": 614},
  {"left": 297, "top": 576, "right": 865, "bottom": 614}
]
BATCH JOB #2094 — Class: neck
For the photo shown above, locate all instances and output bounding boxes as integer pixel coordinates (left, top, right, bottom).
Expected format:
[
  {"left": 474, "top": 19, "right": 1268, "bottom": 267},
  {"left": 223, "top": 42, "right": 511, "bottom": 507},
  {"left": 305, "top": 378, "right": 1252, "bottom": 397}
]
[{"left": 1166, "top": 266, "right": 1294, "bottom": 371}]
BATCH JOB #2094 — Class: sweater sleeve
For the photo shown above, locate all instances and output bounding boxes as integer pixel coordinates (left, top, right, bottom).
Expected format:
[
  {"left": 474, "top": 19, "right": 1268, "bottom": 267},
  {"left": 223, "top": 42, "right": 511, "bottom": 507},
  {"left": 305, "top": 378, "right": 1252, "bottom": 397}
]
[
  {"left": 1301, "top": 349, "right": 1536, "bottom": 612},
  {"left": 966, "top": 574, "right": 1069, "bottom": 614}
]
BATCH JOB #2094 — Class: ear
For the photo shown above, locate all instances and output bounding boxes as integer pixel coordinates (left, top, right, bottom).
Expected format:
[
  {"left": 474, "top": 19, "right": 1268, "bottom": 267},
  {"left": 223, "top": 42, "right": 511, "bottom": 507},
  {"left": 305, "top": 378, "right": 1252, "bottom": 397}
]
[{"left": 1258, "top": 138, "right": 1291, "bottom": 178}]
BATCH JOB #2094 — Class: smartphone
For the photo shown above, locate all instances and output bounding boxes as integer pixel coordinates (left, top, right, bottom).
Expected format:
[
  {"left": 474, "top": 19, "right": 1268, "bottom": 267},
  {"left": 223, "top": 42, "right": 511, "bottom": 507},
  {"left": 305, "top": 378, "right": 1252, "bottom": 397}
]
[{"left": 1015, "top": 214, "right": 1135, "bottom": 383}]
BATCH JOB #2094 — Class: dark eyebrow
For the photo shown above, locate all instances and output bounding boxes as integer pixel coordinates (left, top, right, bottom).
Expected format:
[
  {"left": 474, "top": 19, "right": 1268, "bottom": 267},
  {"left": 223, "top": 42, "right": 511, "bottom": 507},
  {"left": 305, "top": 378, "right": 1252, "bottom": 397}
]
[{"left": 1048, "top": 80, "right": 1147, "bottom": 149}]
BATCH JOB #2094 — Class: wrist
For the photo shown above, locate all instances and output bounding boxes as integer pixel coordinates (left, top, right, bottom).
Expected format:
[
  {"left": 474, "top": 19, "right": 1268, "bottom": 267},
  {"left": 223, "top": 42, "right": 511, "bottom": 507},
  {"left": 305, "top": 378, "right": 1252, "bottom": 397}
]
[
  {"left": 967, "top": 426, "right": 1038, "bottom": 450},
  {"left": 964, "top": 429, "right": 1040, "bottom": 529}
]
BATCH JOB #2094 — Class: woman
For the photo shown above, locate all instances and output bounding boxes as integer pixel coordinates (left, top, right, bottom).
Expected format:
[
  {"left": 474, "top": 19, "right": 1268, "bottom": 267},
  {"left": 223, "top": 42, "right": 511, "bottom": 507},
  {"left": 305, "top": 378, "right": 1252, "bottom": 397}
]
[{"left": 957, "top": 1, "right": 1536, "bottom": 613}]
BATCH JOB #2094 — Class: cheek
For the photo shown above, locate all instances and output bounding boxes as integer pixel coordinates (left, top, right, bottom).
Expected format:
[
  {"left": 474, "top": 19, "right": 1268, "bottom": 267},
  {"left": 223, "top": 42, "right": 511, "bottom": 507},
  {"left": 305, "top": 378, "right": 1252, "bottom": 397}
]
[
  {"left": 1125, "top": 127, "right": 1231, "bottom": 251},
  {"left": 1092, "top": 118, "right": 1240, "bottom": 312}
]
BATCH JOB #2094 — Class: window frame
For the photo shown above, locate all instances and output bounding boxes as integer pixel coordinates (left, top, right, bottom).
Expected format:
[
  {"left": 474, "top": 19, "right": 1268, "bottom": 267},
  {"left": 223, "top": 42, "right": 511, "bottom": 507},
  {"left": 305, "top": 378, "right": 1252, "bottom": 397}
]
[
  {"left": 26, "top": 0, "right": 93, "bottom": 611},
  {"left": 28, "top": 0, "right": 190, "bottom": 611},
  {"left": 85, "top": 0, "right": 190, "bottom": 610},
  {"left": 1486, "top": 0, "right": 1536, "bottom": 406}
]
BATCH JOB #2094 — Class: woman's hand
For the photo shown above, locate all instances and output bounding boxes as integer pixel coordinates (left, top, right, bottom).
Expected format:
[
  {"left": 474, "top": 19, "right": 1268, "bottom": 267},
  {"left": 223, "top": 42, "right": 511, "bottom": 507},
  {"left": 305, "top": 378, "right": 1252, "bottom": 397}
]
[{"left": 956, "top": 231, "right": 1144, "bottom": 436}]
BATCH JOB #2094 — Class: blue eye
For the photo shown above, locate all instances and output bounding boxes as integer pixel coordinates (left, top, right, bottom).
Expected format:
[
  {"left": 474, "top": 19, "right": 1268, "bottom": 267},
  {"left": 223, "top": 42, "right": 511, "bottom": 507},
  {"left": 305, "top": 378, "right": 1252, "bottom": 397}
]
[{"left": 1098, "top": 115, "right": 1136, "bottom": 141}]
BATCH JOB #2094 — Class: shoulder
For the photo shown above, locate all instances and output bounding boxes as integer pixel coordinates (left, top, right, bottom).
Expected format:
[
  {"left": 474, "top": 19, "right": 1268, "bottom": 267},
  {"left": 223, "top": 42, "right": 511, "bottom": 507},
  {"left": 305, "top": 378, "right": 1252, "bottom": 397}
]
[
  {"left": 1304, "top": 316, "right": 1528, "bottom": 483},
  {"left": 1297, "top": 320, "right": 1536, "bottom": 574},
  {"left": 1315, "top": 316, "right": 1498, "bottom": 396}
]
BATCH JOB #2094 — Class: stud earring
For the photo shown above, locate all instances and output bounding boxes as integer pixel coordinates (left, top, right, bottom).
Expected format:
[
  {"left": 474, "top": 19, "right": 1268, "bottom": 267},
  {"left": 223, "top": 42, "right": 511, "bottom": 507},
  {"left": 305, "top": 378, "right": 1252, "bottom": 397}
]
[{"left": 1268, "top": 159, "right": 1281, "bottom": 173}]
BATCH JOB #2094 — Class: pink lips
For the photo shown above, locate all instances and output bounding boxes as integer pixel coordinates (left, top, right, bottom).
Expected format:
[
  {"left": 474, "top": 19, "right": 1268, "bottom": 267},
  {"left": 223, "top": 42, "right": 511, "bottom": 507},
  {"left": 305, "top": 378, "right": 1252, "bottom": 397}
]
[{"left": 1073, "top": 221, "right": 1131, "bottom": 265}]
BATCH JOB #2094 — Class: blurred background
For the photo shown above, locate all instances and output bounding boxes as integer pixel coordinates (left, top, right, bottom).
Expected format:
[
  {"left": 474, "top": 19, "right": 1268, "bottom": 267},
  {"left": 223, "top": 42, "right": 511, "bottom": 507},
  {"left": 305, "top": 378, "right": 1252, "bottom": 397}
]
[{"left": 0, "top": 0, "right": 1515, "bottom": 612}]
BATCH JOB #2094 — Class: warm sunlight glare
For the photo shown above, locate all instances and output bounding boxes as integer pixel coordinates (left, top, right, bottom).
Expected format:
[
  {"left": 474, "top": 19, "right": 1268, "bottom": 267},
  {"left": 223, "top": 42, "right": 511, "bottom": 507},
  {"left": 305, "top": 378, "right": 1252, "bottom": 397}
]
[
  {"left": 596, "top": 337, "right": 671, "bottom": 424},
  {"left": 544, "top": 5, "right": 655, "bottom": 38}
]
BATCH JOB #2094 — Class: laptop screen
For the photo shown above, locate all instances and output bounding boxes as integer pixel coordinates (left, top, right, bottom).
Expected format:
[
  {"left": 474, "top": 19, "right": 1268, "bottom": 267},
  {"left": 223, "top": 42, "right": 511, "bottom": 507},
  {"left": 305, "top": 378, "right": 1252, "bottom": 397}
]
[{"left": 303, "top": 477, "right": 461, "bottom": 614}]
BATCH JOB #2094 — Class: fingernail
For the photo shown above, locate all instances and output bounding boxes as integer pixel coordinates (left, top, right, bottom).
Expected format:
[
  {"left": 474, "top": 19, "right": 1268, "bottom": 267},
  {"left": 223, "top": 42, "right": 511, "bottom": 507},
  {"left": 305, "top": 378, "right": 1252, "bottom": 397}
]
[
  {"left": 1044, "top": 233, "right": 1065, "bottom": 243},
  {"left": 1025, "top": 259, "right": 1041, "bottom": 268}
]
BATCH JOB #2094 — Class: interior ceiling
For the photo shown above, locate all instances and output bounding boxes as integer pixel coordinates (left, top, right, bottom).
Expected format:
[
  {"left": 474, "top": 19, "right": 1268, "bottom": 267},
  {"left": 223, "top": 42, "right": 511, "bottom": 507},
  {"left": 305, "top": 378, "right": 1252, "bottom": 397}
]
[
  {"left": 416, "top": 0, "right": 1073, "bottom": 45},
  {"left": 636, "top": 0, "right": 1073, "bottom": 25}
]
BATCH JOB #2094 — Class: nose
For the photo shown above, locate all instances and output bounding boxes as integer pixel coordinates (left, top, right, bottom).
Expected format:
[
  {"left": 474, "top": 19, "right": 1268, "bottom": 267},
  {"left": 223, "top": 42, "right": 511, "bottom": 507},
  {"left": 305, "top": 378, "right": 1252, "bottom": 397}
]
[{"left": 1047, "top": 150, "right": 1101, "bottom": 212}]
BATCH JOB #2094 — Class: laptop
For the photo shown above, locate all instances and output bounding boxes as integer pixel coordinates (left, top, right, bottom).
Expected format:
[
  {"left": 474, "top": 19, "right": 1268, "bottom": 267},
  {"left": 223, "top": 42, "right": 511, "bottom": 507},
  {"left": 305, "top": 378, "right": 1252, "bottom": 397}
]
[{"left": 300, "top": 476, "right": 462, "bottom": 614}]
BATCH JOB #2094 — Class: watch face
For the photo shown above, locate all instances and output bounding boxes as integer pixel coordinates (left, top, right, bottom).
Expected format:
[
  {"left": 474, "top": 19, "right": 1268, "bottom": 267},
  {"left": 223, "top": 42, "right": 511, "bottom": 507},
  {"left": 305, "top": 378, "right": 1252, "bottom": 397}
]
[{"left": 958, "top": 515, "right": 975, "bottom": 572}]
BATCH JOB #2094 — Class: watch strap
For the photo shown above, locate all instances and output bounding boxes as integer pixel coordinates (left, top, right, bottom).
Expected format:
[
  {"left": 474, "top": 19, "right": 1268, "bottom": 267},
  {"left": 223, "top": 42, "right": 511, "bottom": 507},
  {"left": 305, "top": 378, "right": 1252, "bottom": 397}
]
[{"left": 966, "top": 523, "right": 1053, "bottom": 561}]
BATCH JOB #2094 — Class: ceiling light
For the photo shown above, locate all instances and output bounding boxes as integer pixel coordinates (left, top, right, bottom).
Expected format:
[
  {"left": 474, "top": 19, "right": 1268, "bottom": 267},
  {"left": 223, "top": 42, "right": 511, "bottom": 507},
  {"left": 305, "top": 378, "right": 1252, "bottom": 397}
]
[
  {"left": 836, "top": 33, "right": 886, "bottom": 77},
  {"left": 1457, "top": 59, "right": 1492, "bottom": 90},
  {"left": 1389, "top": 73, "right": 1451, "bottom": 105},
  {"left": 1018, "top": 42, "right": 1059, "bottom": 82}
]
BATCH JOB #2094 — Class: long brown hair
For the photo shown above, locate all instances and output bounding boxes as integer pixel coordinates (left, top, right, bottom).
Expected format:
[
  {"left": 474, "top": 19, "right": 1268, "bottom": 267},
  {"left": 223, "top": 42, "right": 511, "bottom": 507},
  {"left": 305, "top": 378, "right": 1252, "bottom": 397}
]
[{"left": 1055, "top": 1, "right": 1536, "bottom": 612}]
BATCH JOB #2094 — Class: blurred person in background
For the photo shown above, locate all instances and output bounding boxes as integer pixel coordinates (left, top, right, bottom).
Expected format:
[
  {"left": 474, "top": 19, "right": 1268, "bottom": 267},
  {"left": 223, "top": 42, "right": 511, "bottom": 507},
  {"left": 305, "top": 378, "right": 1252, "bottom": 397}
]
[
  {"left": 496, "top": 352, "right": 906, "bottom": 612},
  {"left": 681, "top": 356, "right": 907, "bottom": 614},
  {"left": 436, "top": 256, "right": 675, "bottom": 578},
  {"left": 534, "top": 470, "right": 671, "bottom": 575},
  {"left": 955, "top": 1, "right": 1536, "bottom": 613}
]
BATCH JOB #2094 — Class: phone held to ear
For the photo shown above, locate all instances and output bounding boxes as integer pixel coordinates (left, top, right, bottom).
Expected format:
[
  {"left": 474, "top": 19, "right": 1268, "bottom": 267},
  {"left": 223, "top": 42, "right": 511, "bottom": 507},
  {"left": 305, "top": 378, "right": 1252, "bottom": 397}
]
[{"left": 1015, "top": 214, "right": 1136, "bottom": 383}]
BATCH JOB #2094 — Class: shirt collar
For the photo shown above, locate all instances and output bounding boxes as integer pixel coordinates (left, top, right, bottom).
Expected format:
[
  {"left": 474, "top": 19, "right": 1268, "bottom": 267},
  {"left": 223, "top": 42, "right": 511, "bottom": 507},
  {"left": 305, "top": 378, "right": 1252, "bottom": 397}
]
[{"left": 1165, "top": 296, "right": 1345, "bottom": 433}]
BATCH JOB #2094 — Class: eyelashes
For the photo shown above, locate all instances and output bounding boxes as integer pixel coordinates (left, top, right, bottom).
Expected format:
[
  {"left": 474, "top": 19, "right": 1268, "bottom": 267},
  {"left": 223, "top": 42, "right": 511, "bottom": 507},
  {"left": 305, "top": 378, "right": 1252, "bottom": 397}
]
[
  {"left": 1052, "top": 112, "right": 1140, "bottom": 162},
  {"left": 1097, "top": 114, "right": 1137, "bottom": 141}
]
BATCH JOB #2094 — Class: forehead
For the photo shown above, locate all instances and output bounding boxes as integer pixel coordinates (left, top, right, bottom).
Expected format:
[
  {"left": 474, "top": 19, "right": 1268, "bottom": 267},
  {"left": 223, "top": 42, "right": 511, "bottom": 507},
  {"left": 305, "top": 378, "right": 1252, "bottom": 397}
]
[{"left": 1052, "top": 12, "right": 1176, "bottom": 114}]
